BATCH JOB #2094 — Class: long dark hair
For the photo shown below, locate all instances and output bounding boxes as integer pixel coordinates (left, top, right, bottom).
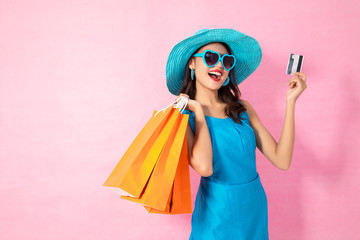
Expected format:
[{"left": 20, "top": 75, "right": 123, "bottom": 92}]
[{"left": 179, "top": 42, "right": 247, "bottom": 125}]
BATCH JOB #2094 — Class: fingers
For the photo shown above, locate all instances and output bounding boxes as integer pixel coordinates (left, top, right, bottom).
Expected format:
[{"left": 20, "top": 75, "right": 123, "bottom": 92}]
[
  {"left": 178, "top": 93, "right": 189, "bottom": 99},
  {"left": 176, "top": 93, "right": 190, "bottom": 102},
  {"left": 288, "top": 77, "right": 299, "bottom": 86},
  {"left": 288, "top": 76, "right": 307, "bottom": 90},
  {"left": 293, "top": 72, "right": 306, "bottom": 82}
]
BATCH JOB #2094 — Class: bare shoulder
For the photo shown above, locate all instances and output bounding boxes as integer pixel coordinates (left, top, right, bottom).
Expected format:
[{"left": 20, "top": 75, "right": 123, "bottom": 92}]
[
  {"left": 238, "top": 99, "right": 252, "bottom": 113},
  {"left": 238, "top": 99, "right": 260, "bottom": 125}
]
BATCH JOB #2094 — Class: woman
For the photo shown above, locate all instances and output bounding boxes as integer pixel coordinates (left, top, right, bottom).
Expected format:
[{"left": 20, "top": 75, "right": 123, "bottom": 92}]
[{"left": 165, "top": 28, "right": 307, "bottom": 239}]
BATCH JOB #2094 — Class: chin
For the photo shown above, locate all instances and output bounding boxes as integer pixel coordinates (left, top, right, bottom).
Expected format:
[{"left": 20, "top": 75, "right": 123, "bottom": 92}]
[{"left": 207, "top": 84, "right": 222, "bottom": 91}]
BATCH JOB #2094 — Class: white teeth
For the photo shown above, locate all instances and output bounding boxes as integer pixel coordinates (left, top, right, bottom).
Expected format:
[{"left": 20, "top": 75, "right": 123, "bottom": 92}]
[
  {"left": 209, "top": 72, "right": 222, "bottom": 76},
  {"left": 209, "top": 71, "right": 221, "bottom": 80}
]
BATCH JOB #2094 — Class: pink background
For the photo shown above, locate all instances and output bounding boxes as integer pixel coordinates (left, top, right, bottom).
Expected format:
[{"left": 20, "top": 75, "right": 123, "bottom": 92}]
[{"left": 1, "top": 0, "right": 359, "bottom": 239}]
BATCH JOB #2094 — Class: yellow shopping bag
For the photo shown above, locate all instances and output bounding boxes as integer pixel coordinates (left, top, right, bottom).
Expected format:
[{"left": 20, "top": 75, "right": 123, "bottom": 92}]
[
  {"left": 144, "top": 131, "right": 192, "bottom": 214},
  {"left": 102, "top": 105, "right": 175, "bottom": 198},
  {"left": 121, "top": 107, "right": 191, "bottom": 213},
  {"left": 103, "top": 96, "right": 192, "bottom": 214}
]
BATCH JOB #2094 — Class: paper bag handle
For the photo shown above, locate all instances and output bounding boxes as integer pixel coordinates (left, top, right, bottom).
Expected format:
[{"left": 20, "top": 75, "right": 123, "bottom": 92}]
[{"left": 155, "top": 96, "right": 189, "bottom": 117}]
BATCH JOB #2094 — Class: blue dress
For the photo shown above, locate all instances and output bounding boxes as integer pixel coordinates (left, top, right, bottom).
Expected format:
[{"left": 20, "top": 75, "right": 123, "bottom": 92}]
[{"left": 181, "top": 104, "right": 269, "bottom": 240}]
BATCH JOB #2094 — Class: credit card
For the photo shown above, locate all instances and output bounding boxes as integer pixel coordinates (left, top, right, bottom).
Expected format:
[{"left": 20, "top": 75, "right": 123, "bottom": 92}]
[{"left": 286, "top": 53, "right": 304, "bottom": 75}]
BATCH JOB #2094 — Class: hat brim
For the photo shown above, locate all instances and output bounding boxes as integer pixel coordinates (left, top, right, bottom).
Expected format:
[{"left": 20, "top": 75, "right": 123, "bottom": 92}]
[{"left": 166, "top": 28, "right": 262, "bottom": 95}]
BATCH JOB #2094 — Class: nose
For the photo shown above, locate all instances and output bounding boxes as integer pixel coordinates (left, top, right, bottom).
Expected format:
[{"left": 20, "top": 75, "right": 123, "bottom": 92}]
[
  {"left": 215, "top": 59, "right": 224, "bottom": 69},
  {"left": 214, "top": 59, "right": 229, "bottom": 72}
]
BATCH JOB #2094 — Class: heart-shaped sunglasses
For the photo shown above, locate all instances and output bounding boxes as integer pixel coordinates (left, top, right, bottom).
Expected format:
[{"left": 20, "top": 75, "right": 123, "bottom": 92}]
[{"left": 193, "top": 50, "right": 236, "bottom": 71}]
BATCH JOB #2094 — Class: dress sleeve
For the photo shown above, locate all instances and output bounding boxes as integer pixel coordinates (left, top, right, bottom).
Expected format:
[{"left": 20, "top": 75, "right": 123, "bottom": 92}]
[{"left": 181, "top": 109, "right": 195, "bottom": 134}]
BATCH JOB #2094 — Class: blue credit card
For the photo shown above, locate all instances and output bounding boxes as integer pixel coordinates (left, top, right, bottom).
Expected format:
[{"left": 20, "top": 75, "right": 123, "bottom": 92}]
[{"left": 286, "top": 53, "right": 304, "bottom": 75}]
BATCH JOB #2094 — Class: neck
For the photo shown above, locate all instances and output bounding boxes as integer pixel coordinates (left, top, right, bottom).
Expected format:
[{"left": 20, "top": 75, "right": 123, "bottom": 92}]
[{"left": 194, "top": 83, "right": 222, "bottom": 107}]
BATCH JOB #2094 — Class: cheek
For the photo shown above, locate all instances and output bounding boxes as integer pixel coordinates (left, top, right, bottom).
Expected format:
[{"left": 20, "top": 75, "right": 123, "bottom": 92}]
[
  {"left": 195, "top": 67, "right": 209, "bottom": 78},
  {"left": 223, "top": 72, "right": 229, "bottom": 79},
  {"left": 195, "top": 59, "right": 209, "bottom": 72}
]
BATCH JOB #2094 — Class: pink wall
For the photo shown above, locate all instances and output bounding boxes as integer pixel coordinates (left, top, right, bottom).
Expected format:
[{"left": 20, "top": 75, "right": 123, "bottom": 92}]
[{"left": 1, "top": 0, "right": 359, "bottom": 239}]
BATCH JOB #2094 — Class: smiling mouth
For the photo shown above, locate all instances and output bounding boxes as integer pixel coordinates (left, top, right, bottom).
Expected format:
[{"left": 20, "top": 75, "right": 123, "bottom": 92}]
[{"left": 208, "top": 73, "right": 221, "bottom": 81}]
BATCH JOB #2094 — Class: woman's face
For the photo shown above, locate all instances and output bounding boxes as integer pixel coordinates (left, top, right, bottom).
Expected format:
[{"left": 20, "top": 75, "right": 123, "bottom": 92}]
[{"left": 189, "top": 42, "right": 230, "bottom": 91}]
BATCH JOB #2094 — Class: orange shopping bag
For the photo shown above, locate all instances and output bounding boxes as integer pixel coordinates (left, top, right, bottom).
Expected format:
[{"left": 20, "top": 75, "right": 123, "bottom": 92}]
[
  {"left": 144, "top": 131, "right": 192, "bottom": 214},
  {"left": 121, "top": 104, "right": 192, "bottom": 214},
  {"left": 102, "top": 96, "right": 192, "bottom": 213},
  {"left": 102, "top": 103, "right": 176, "bottom": 198}
]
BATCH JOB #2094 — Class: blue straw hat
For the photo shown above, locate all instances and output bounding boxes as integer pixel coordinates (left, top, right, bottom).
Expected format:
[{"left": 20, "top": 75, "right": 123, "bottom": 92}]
[{"left": 165, "top": 28, "right": 262, "bottom": 95}]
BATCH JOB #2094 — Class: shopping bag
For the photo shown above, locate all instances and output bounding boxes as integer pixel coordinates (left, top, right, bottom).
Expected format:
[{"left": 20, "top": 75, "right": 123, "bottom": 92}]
[
  {"left": 121, "top": 107, "right": 191, "bottom": 213},
  {"left": 102, "top": 105, "right": 176, "bottom": 198},
  {"left": 143, "top": 130, "right": 192, "bottom": 214},
  {"left": 168, "top": 130, "right": 192, "bottom": 214},
  {"left": 103, "top": 96, "right": 192, "bottom": 214}
]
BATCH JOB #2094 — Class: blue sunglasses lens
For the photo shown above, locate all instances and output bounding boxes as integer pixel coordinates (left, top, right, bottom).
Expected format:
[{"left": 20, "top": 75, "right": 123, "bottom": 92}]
[
  {"left": 204, "top": 51, "right": 235, "bottom": 70},
  {"left": 223, "top": 56, "right": 235, "bottom": 70},
  {"left": 204, "top": 51, "right": 219, "bottom": 66}
]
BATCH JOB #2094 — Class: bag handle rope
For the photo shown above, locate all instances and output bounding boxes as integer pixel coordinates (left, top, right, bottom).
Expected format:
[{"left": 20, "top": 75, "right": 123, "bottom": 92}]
[{"left": 155, "top": 96, "right": 189, "bottom": 117}]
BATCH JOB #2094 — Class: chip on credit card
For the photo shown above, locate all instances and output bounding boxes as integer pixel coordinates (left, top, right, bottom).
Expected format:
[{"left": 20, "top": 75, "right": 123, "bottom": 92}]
[{"left": 286, "top": 53, "right": 304, "bottom": 75}]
